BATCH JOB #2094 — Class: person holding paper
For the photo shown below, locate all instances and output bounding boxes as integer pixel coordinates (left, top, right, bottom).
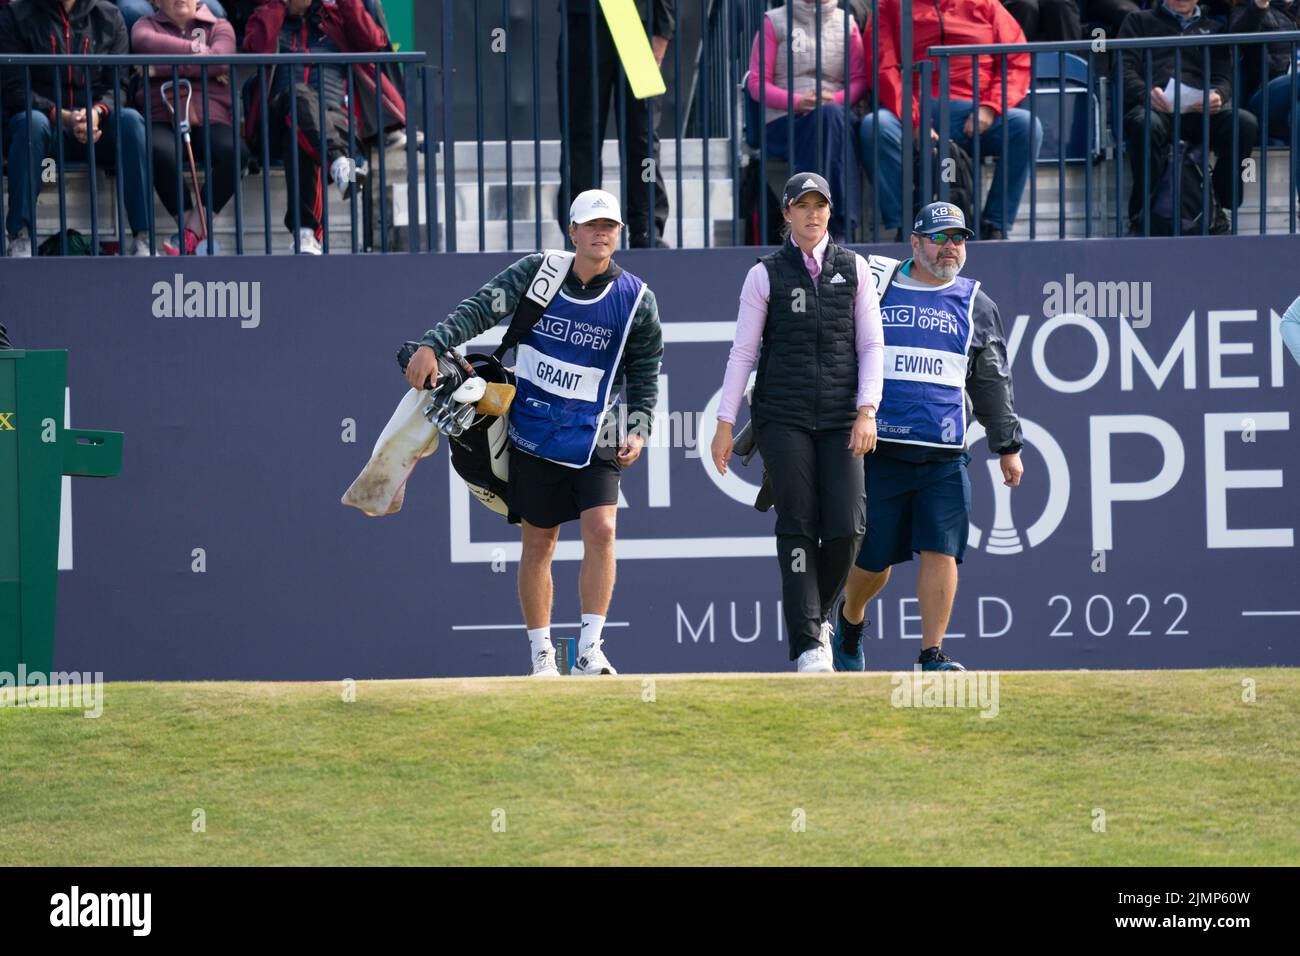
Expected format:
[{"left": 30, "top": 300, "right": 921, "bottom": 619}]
[{"left": 1117, "top": 0, "right": 1259, "bottom": 232}]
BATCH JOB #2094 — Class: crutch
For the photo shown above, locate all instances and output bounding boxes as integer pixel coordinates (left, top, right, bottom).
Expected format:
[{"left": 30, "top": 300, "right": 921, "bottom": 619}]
[{"left": 160, "top": 78, "right": 208, "bottom": 239}]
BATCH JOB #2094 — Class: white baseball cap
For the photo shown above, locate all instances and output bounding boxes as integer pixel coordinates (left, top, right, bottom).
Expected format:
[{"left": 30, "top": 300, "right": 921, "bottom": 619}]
[{"left": 569, "top": 189, "right": 624, "bottom": 225}]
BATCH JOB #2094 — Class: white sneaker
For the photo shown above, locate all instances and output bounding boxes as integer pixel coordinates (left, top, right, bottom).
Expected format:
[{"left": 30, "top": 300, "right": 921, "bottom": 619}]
[
  {"left": 7, "top": 230, "right": 32, "bottom": 257},
  {"left": 293, "top": 229, "right": 322, "bottom": 255},
  {"left": 530, "top": 645, "right": 560, "bottom": 677},
  {"left": 796, "top": 623, "right": 834, "bottom": 673},
  {"left": 129, "top": 233, "right": 153, "bottom": 257},
  {"left": 573, "top": 639, "right": 617, "bottom": 676},
  {"left": 329, "top": 155, "right": 365, "bottom": 200}
]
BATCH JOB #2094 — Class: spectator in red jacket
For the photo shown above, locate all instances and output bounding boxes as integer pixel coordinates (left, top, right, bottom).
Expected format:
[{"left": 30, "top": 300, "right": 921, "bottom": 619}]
[
  {"left": 133, "top": 0, "right": 247, "bottom": 255},
  {"left": 241, "top": 0, "right": 403, "bottom": 254},
  {"left": 858, "top": 0, "right": 1042, "bottom": 239}
]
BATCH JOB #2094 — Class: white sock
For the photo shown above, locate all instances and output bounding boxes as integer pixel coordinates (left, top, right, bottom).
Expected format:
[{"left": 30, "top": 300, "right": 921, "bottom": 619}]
[
  {"left": 527, "top": 627, "right": 553, "bottom": 656},
  {"left": 579, "top": 614, "right": 606, "bottom": 655}
]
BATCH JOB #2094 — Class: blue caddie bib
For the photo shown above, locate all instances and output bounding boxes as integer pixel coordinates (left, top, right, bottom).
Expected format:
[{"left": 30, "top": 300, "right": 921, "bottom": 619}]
[
  {"left": 876, "top": 273, "right": 978, "bottom": 448},
  {"left": 507, "top": 270, "right": 645, "bottom": 467}
]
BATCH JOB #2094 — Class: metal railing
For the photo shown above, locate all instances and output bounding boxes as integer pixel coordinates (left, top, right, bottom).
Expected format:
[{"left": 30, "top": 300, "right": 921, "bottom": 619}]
[
  {"left": 0, "top": 51, "right": 431, "bottom": 256},
  {"left": 5, "top": 12, "right": 1298, "bottom": 255}
]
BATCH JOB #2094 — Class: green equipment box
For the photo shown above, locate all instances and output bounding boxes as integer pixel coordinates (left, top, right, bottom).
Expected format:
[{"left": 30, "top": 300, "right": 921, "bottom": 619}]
[{"left": 0, "top": 350, "right": 122, "bottom": 675}]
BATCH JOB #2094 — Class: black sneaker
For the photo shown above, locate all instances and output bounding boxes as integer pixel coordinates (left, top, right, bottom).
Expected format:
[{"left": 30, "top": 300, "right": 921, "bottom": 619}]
[
  {"left": 918, "top": 646, "right": 966, "bottom": 671},
  {"left": 831, "top": 601, "right": 867, "bottom": 672}
]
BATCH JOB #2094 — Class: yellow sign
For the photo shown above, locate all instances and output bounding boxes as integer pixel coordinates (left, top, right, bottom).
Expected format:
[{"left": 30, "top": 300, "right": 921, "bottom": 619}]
[
  {"left": 0, "top": 412, "right": 14, "bottom": 431},
  {"left": 599, "top": 0, "right": 667, "bottom": 99}
]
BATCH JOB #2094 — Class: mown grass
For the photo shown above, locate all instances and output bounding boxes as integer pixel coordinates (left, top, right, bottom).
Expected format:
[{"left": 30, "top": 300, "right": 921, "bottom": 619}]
[{"left": 1, "top": 670, "right": 1295, "bottom": 865}]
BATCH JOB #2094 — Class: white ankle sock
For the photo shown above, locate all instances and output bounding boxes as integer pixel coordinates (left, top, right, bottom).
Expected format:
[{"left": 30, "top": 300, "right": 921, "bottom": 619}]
[
  {"left": 527, "top": 627, "right": 553, "bottom": 656},
  {"left": 579, "top": 614, "right": 605, "bottom": 655}
]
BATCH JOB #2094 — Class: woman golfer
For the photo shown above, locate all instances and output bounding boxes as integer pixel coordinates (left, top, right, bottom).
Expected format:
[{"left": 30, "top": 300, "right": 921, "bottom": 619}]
[{"left": 710, "top": 172, "right": 884, "bottom": 671}]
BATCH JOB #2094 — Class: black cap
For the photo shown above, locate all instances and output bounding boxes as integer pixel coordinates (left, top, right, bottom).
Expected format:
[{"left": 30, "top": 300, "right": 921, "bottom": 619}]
[
  {"left": 782, "top": 172, "right": 833, "bottom": 208},
  {"left": 912, "top": 202, "right": 974, "bottom": 239}
]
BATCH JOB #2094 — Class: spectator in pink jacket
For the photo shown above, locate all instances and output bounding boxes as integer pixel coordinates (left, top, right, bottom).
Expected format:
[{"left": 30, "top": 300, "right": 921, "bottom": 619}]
[
  {"left": 747, "top": 0, "right": 868, "bottom": 239},
  {"left": 133, "top": 0, "right": 246, "bottom": 254}
]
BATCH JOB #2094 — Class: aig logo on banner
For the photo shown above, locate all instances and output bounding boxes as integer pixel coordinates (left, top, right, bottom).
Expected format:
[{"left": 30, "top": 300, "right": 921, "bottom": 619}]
[{"left": 881, "top": 305, "right": 916, "bottom": 327}]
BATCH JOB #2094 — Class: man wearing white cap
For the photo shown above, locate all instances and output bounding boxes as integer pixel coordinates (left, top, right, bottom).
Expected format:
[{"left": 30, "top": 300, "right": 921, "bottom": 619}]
[{"left": 405, "top": 189, "right": 664, "bottom": 677}]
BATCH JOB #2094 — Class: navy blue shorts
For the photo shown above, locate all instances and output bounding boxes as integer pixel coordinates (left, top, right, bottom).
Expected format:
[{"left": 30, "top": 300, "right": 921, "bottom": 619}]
[{"left": 854, "top": 452, "right": 971, "bottom": 572}]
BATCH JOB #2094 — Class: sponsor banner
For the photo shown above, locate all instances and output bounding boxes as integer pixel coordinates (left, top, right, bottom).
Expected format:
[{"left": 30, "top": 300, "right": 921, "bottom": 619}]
[{"left": 5, "top": 237, "right": 1297, "bottom": 678}]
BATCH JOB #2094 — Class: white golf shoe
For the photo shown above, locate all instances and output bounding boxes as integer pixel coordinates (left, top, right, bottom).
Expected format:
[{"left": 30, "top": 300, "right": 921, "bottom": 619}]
[
  {"left": 293, "top": 229, "right": 323, "bottom": 255},
  {"left": 572, "top": 639, "right": 617, "bottom": 676},
  {"left": 7, "top": 230, "right": 32, "bottom": 257},
  {"left": 530, "top": 645, "right": 560, "bottom": 677},
  {"left": 796, "top": 623, "right": 835, "bottom": 673}
]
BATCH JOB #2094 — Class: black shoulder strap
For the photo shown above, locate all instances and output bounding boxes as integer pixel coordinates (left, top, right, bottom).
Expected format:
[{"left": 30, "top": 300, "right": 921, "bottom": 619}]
[{"left": 492, "top": 249, "right": 576, "bottom": 360}]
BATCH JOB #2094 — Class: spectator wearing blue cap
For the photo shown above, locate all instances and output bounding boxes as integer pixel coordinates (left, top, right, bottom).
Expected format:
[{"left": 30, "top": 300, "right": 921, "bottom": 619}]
[{"left": 831, "top": 202, "right": 1024, "bottom": 673}]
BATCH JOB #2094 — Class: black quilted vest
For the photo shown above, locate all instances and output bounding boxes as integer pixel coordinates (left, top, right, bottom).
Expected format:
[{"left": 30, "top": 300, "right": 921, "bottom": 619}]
[{"left": 751, "top": 239, "right": 860, "bottom": 430}]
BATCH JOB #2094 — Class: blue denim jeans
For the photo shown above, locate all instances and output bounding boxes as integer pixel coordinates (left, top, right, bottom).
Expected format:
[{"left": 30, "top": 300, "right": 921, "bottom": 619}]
[
  {"left": 1247, "top": 73, "right": 1300, "bottom": 198},
  {"left": 5, "top": 107, "right": 151, "bottom": 238},
  {"left": 765, "top": 104, "right": 860, "bottom": 239},
  {"left": 859, "top": 99, "right": 1043, "bottom": 232}
]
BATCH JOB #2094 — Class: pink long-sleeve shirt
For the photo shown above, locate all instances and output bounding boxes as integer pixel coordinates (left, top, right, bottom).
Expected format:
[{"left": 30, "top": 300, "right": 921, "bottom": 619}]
[
  {"left": 131, "top": 5, "right": 236, "bottom": 128},
  {"left": 718, "top": 233, "right": 884, "bottom": 425},
  {"left": 746, "top": 17, "right": 869, "bottom": 111}
]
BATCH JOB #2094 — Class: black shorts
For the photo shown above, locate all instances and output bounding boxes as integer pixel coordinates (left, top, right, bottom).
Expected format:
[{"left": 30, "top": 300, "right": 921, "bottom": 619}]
[{"left": 506, "top": 443, "right": 623, "bottom": 527}]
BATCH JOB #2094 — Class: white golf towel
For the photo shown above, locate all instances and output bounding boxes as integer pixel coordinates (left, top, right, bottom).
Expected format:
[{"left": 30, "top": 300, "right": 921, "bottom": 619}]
[{"left": 341, "top": 388, "right": 440, "bottom": 517}]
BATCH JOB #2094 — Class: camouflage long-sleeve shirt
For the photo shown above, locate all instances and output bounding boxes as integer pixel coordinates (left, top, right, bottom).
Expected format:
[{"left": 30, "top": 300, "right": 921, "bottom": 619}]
[{"left": 419, "top": 253, "right": 664, "bottom": 438}]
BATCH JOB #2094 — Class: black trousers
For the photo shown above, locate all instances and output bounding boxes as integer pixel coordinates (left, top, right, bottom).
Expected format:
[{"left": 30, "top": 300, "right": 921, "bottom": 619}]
[
  {"left": 755, "top": 420, "right": 866, "bottom": 660},
  {"left": 1001, "top": 0, "right": 1082, "bottom": 43},
  {"left": 1123, "top": 105, "right": 1259, "bottom": 219},
  {"left": 264, "top": 83, "right": 349, "bottom": 237},
  {"left": 150, "top": 122, "right": 247, "bottom": 221},
  {"left": 556, "top": 13, "right": 668, "bottom": 246}
]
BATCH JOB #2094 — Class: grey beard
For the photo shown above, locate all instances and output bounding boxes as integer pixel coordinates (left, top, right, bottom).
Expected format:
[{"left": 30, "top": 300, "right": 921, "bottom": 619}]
[
  {"left": 931, "top": 259, "right": 963, "bottom": 280},
  {"left": 919, "top": 249, "right": 963, "bottom": 280}
]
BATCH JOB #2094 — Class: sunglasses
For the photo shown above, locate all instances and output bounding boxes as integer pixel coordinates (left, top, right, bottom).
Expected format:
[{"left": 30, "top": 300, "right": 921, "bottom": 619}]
[{"left": 924, "top": 232, "right": 967, "bottom": 246}]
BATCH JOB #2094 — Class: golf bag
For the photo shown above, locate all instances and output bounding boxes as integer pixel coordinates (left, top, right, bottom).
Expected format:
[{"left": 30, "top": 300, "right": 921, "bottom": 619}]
[
  {"left": 396, "top": 249, "right": 575, "bottom": 518},
  {"left": 443, "top": 353, "right": 516, "bottom": 517}
]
